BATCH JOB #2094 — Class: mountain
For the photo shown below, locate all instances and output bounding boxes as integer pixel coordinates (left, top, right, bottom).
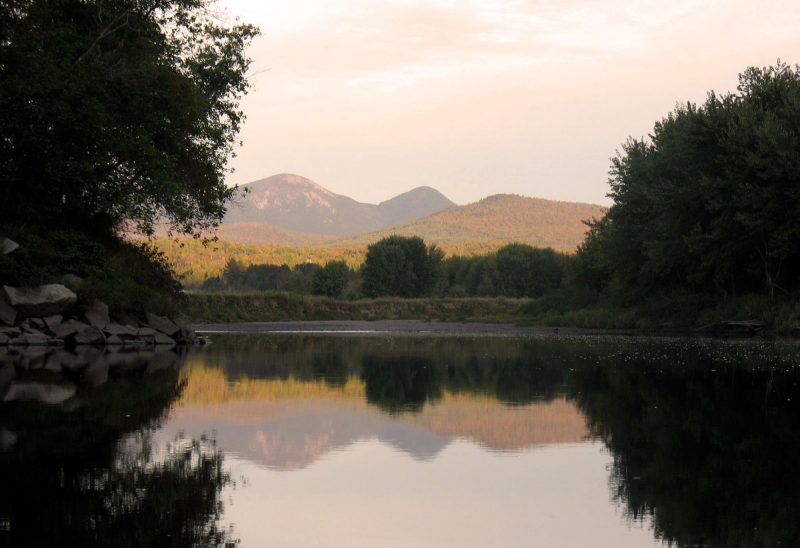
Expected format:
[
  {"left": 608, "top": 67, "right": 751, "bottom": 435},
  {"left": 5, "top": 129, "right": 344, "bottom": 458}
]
[
  {"left": 223, "top": 173, "right": 456, "bottom": 236},
  {"left": 332, "top": 194, "right": 606, "bottom": 252}
]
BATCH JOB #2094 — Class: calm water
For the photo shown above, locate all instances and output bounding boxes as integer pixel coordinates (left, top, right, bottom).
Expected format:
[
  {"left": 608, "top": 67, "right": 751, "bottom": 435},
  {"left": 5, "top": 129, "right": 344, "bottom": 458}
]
[{"left": 2, "top": 334, "right": 800, "bottom": 547}]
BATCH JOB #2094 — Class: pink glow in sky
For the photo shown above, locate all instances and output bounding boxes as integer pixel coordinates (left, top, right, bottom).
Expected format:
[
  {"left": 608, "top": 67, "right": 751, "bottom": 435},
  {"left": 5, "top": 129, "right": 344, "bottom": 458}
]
[{"left": 220, "top": 0, "right": 800, "bottom": 205}]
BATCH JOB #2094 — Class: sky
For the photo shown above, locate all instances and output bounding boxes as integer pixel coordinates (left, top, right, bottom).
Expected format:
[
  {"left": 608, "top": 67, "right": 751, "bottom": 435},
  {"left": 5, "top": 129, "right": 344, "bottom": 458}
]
[{"left": 219, "top": 0, "right": 800, "bottom": 206}]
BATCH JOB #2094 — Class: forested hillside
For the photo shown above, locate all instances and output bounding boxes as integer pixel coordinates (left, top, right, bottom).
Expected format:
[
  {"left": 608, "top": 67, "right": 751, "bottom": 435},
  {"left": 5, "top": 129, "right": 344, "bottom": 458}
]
[
  {"left": 334, "top": 194, "right": 605, "bottom": 252},
  {"left": 155, "top": 238, "right": 507, "bottom": 287}
]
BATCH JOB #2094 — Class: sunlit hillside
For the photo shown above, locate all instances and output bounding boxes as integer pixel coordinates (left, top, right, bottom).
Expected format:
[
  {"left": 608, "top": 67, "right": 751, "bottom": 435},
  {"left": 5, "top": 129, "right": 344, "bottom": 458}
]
[
  {"left": 332, "top": 194, "right": 606, "bottom": 251},
  {"left": 155, "top": 238, "right": 509, "bottom": 287}
]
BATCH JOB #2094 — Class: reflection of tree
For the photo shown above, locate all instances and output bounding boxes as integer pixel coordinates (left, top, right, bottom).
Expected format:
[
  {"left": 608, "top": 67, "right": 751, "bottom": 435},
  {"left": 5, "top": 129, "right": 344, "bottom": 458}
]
[
  {"left": 569, "top": 342, "right": 800, "bottom": 547},
  {"left": 361, "top": 356, "right": 443, "bottom": 413},
  {"left": 0, "top": 363, "right": 235, "bottom": 547},
  {"left": 311, "top": 352, "right": 349, "bottom": 387}
]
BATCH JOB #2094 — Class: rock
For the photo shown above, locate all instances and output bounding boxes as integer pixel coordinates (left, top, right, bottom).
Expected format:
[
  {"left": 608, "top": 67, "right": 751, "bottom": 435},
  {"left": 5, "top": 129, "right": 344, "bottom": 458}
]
[
  {"left": 68, "top": 326, "right": 106, "bottom": 346},
  {"left": 28, "top": 318, "right": 48, "bottom": 331},
  {"left": 55, "top": 319, "right": 91, "bottom": 339},
  {"left": 10, "top": 333, "right": 54, "bottom": 346},
  {"left": 83, "top": 361, "right": 109, "bottom": 387},
  {"left": 43, "top": 315, "right": 63, "bottom": 334},
  {"left": 2, "top": 284, "right": 78, "bottom": 318},
  {"left": 136, "top": 327, "right": 156, "bottom": 344},
  {"left": 0, "top": 238, "right": 19, "bottom": 255},
  {"left": 0, "top": 300, "right": 16, "bottom": 326},
  {"left": 0, "top": 326, "right": 20, "bottom": 337},
  {"left": 103, "top": 323, "right": 138, "bottom": 338},
  {"left": 0, "top": 333, "right": 8, "bottom": 345},
  {"left": 60, "top": 274, "right": 84, "bottom": 291},
  {"left": 3, "top": 381, "right": 76, "bottom": 404},
  {"left": 154, "top": 332, "right": 176, "bottom": 346},
  {"left": 146, "top": 313, "right": 180, "bottom": 336},
  {"left": 84, "top": 301, "right": 110, "bottom": 329},
  {"left": 105, "top": 334, "right": 123, "bottom": 345}
]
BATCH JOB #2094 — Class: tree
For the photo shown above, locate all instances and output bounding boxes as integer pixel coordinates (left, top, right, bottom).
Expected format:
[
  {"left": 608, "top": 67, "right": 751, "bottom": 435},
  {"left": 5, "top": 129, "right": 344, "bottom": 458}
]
[
  {"left": 0, "top": 0, "right": 258, "bottom": 236},
  {"left": 312, "top": 260, "right": 349, "bottom": 297},
  {"left": 495, "top": 243, "right": 566, "bottom": 298},
  {"left": 361, "top": 236, "right": 443, "bottom": 298},
  {"left": 579, "top": 61, "right": 800, "bottom": 300}
]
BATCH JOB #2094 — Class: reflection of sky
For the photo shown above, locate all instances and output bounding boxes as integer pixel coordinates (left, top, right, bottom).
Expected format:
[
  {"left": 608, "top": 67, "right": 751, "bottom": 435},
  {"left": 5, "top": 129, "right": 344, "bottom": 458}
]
[
  {"left": 153, "top": 393, "right": 657, "bottom": 546},
  {"left": 221, "top": 440, "right": 658, "bottom": 547}
]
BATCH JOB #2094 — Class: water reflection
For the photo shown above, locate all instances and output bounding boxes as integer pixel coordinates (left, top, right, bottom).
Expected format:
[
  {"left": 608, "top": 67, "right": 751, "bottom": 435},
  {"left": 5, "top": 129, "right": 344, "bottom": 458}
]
[
  {"left": 0, "top": 347, "right": 235, "bottom": 547},
  {"left": 179, "top": 335, "right": 800, "bottom": 546},
  {"left": 3, "top": 335, "right": 800, "bottom": 546},
  {"left": 569, "top": 340, "right": 800, "bottom": 546}
]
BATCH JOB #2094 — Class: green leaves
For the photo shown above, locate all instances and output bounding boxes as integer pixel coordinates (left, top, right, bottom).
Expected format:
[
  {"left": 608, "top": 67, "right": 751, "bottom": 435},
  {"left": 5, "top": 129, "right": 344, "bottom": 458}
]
[
  {"left": 582, "top": 61, "right": 800, "bottom": 299},
  {"left": 362, "top": 236, "right": 443, "bottom": 298},
  {"left": 0, "top": 0, "right": 259, "bottom": 237}
]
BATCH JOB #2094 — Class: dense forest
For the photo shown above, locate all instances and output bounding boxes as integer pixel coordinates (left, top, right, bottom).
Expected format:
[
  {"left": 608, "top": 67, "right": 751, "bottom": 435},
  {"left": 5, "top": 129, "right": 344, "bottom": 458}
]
[{"left": 573, "top": 62, "right": 800, "bottom": 302}]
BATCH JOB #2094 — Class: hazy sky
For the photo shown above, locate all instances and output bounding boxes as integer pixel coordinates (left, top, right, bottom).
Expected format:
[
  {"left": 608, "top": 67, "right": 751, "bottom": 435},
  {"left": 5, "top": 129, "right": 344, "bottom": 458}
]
[{"left": 220, "top": 0, "right": 800, "bottom": 205}]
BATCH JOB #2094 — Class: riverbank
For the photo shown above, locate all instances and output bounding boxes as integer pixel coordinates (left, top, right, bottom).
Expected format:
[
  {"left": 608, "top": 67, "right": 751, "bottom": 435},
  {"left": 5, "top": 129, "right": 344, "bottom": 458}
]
[
  {"left": 182, "top": 293, "right": 530, "bottom": 323},
  {"left": 191, "top": 320, "right": 615, "bottom": 338},
  {"left": 182, "top": 292, "right": 800, "bottom": 337}
]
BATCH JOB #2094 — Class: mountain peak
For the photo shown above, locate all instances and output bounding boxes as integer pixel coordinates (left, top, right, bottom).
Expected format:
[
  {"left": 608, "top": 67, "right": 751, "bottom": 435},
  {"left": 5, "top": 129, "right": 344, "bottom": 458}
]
[{"left": 225, "top": 174, "right": 454, "bottom": 236}]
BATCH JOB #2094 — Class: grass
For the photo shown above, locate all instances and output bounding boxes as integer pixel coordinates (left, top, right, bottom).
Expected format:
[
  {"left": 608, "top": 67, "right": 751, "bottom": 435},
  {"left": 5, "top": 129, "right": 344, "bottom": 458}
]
[
  {"left": 180, "top": 289, "right": 800, "bottom": 337},
  {"left": 181, "top": 292, "right": 531, "bottom": 323}
]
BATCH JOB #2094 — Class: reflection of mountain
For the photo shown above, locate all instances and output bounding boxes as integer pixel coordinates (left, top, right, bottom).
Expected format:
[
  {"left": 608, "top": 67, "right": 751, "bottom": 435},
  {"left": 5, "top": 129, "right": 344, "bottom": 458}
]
[
  {"left": 161, "top": 401, "right": 450, "bottom": 470},
  {"left": 166, "top": 367, "right": 589, "bottom": 470}
]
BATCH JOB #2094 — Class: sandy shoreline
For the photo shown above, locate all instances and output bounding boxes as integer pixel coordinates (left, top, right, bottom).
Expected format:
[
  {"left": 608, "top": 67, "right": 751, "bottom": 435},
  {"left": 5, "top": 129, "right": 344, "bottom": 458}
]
[{"left": 190, "top": 320, "right": 616, "bottom": 338}]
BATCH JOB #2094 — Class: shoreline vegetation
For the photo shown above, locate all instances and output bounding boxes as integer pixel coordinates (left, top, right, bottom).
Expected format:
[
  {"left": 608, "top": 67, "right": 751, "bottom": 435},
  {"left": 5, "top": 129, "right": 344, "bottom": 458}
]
[{"left": 181, "top": 292, "right": 799, "bottom": 337}]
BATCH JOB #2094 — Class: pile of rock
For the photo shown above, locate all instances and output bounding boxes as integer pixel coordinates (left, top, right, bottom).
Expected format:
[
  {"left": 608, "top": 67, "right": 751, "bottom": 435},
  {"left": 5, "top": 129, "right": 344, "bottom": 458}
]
[{"left": 0, "top": 284, "right": 196, "bottom": 348}]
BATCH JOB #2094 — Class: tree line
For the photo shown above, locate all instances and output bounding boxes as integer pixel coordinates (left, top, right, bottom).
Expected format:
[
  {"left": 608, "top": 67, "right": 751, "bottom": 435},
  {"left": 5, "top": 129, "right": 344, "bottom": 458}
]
[
  {"left": 573, "top": 61, "right": 800, "bottom": 305},
  {"left": 202, "top": 236, "right": 573, "bottom": 299}
]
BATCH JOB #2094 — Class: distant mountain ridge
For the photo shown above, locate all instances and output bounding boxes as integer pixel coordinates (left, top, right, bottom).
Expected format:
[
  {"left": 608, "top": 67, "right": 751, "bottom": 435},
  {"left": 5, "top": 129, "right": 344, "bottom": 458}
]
[
  {"left": 218, "top": 174, "right": 605, "bottom": 252},
  {"left": 224, "top": 173, "right": 456, "bottom": 236},
  {"left": 332, "top": 194, "right": 606, "bottom": 252}
]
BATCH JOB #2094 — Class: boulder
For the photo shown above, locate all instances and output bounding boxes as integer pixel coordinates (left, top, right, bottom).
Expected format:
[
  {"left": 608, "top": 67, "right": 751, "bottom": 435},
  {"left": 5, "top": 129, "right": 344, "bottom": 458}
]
[
  {"left": 0, "top": 238, "right": 19, "bottom": 255},
  {"left": 10, "top": 333, "right": 54, "bottom": 346},
  {"left": 3, "top": 381, "right": 76, "bottom": 404},
  {"left": 103, "top": 323, "right": 138, "bottom": 338},
  {"left": 84, "top": 301, "right": 110, "bottom": 329},
  {"left": 43, "top": 315, "right": 63, "bottom": 334},
  {"left": 146, "top": 313, "right": 180, "bottom": 336},
  {"left": 28, "top": 318, "right": 48, "bottom": 331},
  {"left": 67, "top": 326, "right": 106, "bottom": 346},
  {"left": 105, "top": 334, "right": 123, "bottom": 345},
  {"left": 153, "top": 332, "right": 176, "bottom": 346},
  {"left": 3, "top": 284, "right": 77, "bottom": 318},
  {"left": 55, "top": 319, "right": 91, "bottom": 340},
  {"left": 0, "top": 300, "right": 16, "bottom": 326},
  {"left": 136, "top": 327, "right": 156, "bottom": 344},
  {"left": 0, "top": 326, "right": 21, "bottom": 338},
  {"left": 0, "top": 333, "right": 8, "bottom": 345}
]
